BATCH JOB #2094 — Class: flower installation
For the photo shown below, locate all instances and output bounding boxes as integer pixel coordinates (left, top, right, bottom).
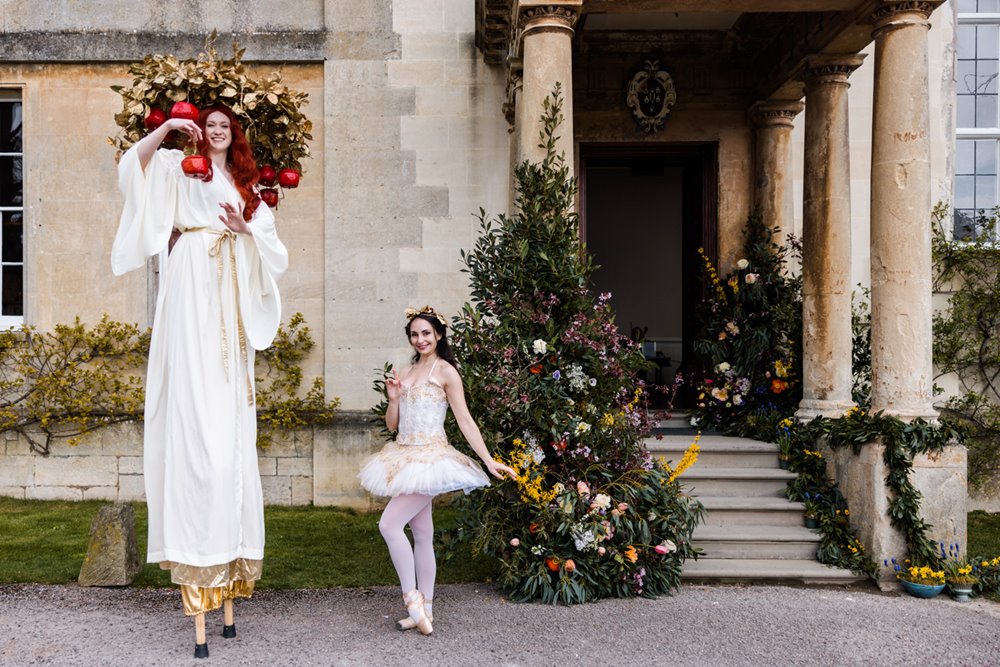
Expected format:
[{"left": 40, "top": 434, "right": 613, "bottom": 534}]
[{"left": 445, "top": 87, "right": 704, "bottom": 604}]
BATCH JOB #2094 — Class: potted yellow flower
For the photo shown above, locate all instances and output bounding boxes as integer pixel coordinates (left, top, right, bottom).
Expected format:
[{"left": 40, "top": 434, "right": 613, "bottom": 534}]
[
  {"left": 887, "top": 557, "right": 945, "bottom": 598},
  {"left": 942, "top": 542, "right": 979, "bottom": 602}
]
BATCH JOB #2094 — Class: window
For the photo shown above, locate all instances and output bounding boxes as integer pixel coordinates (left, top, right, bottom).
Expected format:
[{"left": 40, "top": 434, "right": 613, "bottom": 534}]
[
  {"left": 0, "top": 90, "right": 22, "bottom": 326},
  {"left": 956, "top": 1, "right": 1000, "bottom": 240}
]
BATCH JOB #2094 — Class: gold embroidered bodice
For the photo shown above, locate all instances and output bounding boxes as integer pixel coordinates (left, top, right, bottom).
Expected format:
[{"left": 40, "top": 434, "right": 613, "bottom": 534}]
[{"left": 397, "top": 375, "right": 449, "bottom": 447}]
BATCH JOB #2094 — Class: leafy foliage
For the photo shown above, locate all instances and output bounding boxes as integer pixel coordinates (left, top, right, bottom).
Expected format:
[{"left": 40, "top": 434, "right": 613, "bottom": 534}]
[
  {"left": 1, "top": 314, "right": 336, "bottom": 453},
  {"left": 688, "top": 213, "right": 802, "bottom": 438},
  {"left": 931, "top": 203, "right": 1000, "bottom": 490},
  {"left": 109, "top": 33, "right": 313, "bottom": 175},
  {"left": 439, "top": 86, "right": 703, "bottom": 603}
]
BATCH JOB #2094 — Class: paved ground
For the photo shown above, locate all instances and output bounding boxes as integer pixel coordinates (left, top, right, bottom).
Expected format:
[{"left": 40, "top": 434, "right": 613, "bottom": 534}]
[{"left": 1, "top": 582, "right": 999, "bottom": 666}]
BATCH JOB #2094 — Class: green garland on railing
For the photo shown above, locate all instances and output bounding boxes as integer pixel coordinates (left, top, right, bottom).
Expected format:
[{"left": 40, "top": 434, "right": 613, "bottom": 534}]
[
  {"left": 818, "top": 408, "right": 963, "bottom": 567},
  {"left": 780, "top": 418, "right": 877, "bottom": 576}
]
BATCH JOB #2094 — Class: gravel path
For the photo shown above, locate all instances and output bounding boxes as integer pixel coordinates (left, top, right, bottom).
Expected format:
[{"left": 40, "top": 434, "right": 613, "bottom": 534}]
[{"left": 1, "top": 582, "right": 998, "bottom": 666}]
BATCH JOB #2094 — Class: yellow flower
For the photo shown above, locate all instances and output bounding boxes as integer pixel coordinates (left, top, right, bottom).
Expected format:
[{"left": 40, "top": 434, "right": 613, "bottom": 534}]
[
  {"left": 624, "top": 545, "right": 638, "bottom": 563},
  {"left": 668, "top": 436, "right": 701, "bottom": 482}
]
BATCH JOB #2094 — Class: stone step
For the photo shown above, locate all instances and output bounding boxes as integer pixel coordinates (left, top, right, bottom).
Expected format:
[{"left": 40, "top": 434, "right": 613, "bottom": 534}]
[
  {"left": 697, "top": 496, "right": 806, "bottom": 528},
  {"left": 680, "top": 558, "right": 867, "bottom": 585},
  {"left": 681, "top": 467, "right": 796, "bottom": 498},
  {"left": 646, "top": 434, "right": 780, "bottom": 468},
  {"left": 693, "top": 525, "right": 820, "bottom": 560}
]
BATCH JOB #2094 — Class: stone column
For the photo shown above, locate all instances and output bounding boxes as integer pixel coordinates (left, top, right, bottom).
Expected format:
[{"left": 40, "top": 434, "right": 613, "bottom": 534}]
[
  {"left": 512, "top": 1, "right": 581, "bottom": 169},
  {"left": 749, "top": 100, "right": 804, "bottom": 248},
  {"left": 797, "top": 55, "right": 865, "bottom": 421},
  {"left": 869, "top": 1, "right": 939, "bottom": 419}
]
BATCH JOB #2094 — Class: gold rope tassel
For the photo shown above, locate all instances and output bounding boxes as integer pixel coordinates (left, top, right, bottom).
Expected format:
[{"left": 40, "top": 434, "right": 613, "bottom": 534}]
[{"left": 187, "top": 227, "right": 255, "bottom": 406}]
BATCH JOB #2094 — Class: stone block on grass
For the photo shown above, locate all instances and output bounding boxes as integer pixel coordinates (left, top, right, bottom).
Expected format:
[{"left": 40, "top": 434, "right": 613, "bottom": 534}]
[{"left": 78, "top": 502, "right": 141, "bottom": 587}]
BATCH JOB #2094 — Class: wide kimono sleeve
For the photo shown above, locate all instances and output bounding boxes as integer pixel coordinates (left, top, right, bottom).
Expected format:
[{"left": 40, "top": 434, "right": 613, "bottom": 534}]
[
  {"left": 237, "top": 200, "right": 289, "bottom": 351},
  {"left": 111, "top": 147, "right": 185, "bottom": 276}
]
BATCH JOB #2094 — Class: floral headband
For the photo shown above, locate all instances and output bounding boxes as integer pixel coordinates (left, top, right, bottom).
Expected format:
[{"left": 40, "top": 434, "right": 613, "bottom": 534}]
[{"left": 405, "top": 305, "right": 447, "bottom": 328}]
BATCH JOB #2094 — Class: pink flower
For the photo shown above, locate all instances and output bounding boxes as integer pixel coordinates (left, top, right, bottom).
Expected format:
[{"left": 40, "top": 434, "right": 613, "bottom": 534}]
[
  {"left": 577, "top": 480, "right": 590, "bottom": 496},
  {"left": 617, "top": 502, "right": 629, "bottom": 513},
  {"left": 598, "top": 546, "right": 606, "bottom": 556},
  {"left": 654, "top": 540, "right": 677, "bottom": 555},
  {"left": 745, "top": 273, "right": 759, "bottom": 284},
  {"left": 510, "top": 538, "right": 520, "bottom": 547}
]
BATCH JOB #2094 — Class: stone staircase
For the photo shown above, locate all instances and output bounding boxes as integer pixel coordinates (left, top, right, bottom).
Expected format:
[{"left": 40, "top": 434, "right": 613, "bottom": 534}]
[{"left": 647, "top": 432, "right": 866, "bottom": 585}]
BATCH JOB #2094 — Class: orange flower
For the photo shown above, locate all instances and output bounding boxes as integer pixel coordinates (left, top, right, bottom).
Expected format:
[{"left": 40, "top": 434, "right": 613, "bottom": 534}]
[
  {"left": 529, "top": 364, "right": 543, "bottom": 374},
  {"left": 529, "top": 523, "right": 539, "bottom": 534},
  {"left": 564, "top": 559, "right": 576, "bottom": 573},
  {"left": 771, "top": 378, "right": 789, "bottom": 394},
  {"left": 545, "top": 556, "right": 560, "bottom": 572},
  {"left": 624, "top": 545, "right": 638, "bottom": 563}
]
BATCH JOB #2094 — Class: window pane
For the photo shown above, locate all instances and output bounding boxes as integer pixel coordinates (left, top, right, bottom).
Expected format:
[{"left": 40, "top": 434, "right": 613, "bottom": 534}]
[
  {"left": 959, "top": 25, "right": 977, "bottom": 59},
  {"left": 0, "top": 102, "right": 21, "bottom": 153},
  {"left": 976, "top": 174, "right": 997, "bottom": 208},
  {"left": 979, "top": 59, "right": 999, "bottom": 94},
  {"left": 954, "top": 210, "right": 976, "bottom": 241},
  {"left": 958, "top": 94, "right": 976, "bottom": 127},
  {"left": 958, "top": 59, "right": 977, "bottom": 94},
  {"left": 957, "top": 0, "right": 976, "bottom": 11},
  {"left": 0, "top": 156, "right": 22, "bottom": 207},
  {"left": 956, "top": 175, "right": 976, "bottom": 208},
  {"left": 2, "top": 265, "right": 22, "bottom": 317},
  {"left": 979, "top": 0, "right": 1000, "bottom": 12},
  {"left": 978, "top": 25, "right": 999, "bottom": 59},
  {"left": 957, "top": 139, "right": 975, "bottom": 174},
  {"left": 976, "top": 139, "right": 999, "bottom": 173},
  {"left": 977, "top": 94, "right": 998, "bottom": 127},
  {"left": 2, "top": 211, "right": 22, "bottom": 263}
]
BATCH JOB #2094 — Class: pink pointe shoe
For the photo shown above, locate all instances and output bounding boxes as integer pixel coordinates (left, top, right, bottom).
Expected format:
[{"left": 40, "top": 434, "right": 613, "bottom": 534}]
[{"left": 399, "top": 590, "right": 433, "bottom": 635}]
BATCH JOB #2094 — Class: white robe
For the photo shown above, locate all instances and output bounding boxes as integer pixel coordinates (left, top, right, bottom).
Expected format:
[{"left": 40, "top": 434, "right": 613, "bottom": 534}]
[{"left": 113, "top": 147, "right": 288, "bottom": 581}]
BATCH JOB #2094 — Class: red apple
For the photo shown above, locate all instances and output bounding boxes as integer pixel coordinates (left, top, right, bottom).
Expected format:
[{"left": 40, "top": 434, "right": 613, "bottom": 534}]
[
  {"left": 181, "top": 154, "right": 211, "bottom": 179},
  {"left": 143, "top": 108, "right": 167, "bottom": 131},
  {"left": 258, "top": 165, "right": 277, "bottom": 187},
  {"left": 277, "top": 168, "right": 300, "bottom": 189},
  {"left": 260, "top": 188, "right": 279, "bottom": 208},
  {"left": 170, "top": 101, "right": 200, "bottom": 122}
]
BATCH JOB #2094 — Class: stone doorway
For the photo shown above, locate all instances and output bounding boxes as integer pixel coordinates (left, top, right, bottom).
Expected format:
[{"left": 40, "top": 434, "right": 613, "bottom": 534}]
[{"left": 580, "top": 143, "right": 718, "bottom": 409}]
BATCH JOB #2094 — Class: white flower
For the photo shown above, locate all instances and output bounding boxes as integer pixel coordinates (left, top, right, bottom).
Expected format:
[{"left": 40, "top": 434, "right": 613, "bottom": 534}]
[
  {"left": 526, "top": 443, "right": 545, "bottom": 464},
  {"left": 532, "top": 339, "right": 547, "bottom": 354},
  {"left": 591, "top": 493, "right": 612, "bottom": 511},
  {"left": 588, "top": 377, "right": 597, "bottom": 387},
  {"left": 575, "top": 422, "right": 592, "bottom": 435},
  {"left": 531, "top": 545, "right": 544, "bottom": 555},
  {"left": 553, "top": 482, "right": 565, "bottom": 494},
  {"left": 717, "top": 362, "right": 731, "bottom": 373},
  {"left": 571, "top": 524, "right": 598, "bottom": 551},
  {"left": 736, "top": 259, "right": 749, "bottom": 270},
  {"left": 733, "top": 394, "right": 744, "bottom": 406},
  {"left": 690, "top": 416, "right": 699, "bottom": 426}
]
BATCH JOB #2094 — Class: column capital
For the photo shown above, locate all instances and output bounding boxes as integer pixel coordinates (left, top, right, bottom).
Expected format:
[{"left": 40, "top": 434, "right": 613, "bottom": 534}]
[
  {"left": 516, "top": 1, "right": 583, "bottom": 37},
  {"left": 749, "top": 99, "right": 805, "bottom": 129},
  {"left": 872, "top": 2, "right": 940, "bottom": 34},
  {"left": 802, "top": 54, "right": 867, "bottom": 87}
]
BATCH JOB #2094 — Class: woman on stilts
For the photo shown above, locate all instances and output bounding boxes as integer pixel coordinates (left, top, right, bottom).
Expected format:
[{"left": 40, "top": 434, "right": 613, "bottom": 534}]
[
  {"left": 359, "top": 306, "right": 516, "bottom": 634},
  {"left": 112, "top": 104, "right": 287, "bottom": 658}
]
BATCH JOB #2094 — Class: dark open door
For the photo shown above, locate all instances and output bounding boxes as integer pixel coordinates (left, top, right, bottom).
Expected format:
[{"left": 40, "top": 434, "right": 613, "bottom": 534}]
[{"left": 580, "top": 143, "right": 718, "bottom": 408}]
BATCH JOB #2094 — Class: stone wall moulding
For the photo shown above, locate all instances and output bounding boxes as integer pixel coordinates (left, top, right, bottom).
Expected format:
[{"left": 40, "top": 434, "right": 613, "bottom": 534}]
[{"left": 626, "top": 60, "right": 677, "bottom": 134}]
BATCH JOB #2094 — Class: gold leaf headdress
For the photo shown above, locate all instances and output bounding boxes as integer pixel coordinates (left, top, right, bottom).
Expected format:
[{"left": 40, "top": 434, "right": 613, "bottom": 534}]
[{"left": 405, "top": 305, "right": 447, "bottom": 327}]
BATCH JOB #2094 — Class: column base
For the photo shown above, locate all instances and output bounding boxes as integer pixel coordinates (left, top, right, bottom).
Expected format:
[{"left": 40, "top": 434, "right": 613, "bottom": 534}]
[
  {"left": 868, "top": 404, "right": 939, "bottom": 422},
  {"left": 796, "top": 399, "right": 856, "bottom": 421}
]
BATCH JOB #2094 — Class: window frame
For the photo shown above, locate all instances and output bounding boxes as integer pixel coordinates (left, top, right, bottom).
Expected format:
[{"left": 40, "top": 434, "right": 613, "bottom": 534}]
[{"left": 0, "top": 88, "right": 23, "bottom": 329}]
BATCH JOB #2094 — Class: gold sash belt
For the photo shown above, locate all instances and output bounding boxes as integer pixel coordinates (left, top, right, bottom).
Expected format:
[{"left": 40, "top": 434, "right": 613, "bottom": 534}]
[{"left": 181, "top": 227, "right": 254, "bottom": 406}]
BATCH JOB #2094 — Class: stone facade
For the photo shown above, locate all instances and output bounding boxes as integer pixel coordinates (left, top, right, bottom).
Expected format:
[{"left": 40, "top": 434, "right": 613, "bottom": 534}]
[{"left": 0, "top": 3, "right": 984, "bottom": 551}]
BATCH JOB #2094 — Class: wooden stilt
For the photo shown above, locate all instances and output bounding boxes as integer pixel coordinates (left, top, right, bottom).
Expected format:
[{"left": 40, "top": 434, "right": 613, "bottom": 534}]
[
  {"left": 223, "top": 598, "right": 234, "bottom": 625},
  {"left": 194, "top": 612, "right": 206, "bottom": 644}
]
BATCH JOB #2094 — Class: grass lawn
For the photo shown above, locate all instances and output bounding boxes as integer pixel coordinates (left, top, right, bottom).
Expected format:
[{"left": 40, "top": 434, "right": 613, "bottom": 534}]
[{"left": 0, "top": 497, "right": 495, "bottom": 588}]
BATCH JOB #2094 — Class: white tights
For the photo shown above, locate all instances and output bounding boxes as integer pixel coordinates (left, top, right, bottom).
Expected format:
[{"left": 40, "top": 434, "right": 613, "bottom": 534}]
[{"left": 379, "top": 493, "right": 436, "bottom": 602}]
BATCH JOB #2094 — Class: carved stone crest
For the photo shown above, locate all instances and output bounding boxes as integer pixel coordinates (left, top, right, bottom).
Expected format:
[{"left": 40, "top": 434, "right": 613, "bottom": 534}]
[{"left": 626, "top": 60, "right": 677, "bottom": 134}]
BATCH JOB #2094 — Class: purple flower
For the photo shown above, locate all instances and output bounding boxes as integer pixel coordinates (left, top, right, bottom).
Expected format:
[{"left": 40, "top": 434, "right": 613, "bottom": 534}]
[{"left": 552, "top": 370, "right": 562, "bottom": 380}]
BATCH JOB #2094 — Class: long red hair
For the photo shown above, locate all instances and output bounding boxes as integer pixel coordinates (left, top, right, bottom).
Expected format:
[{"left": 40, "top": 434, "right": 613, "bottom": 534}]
[{"left": 195, "top": 105, "right": 261, "bottom": 221}]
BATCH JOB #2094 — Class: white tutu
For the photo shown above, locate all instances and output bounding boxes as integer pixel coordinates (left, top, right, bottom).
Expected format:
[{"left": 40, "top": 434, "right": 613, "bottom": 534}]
[
  {"left": 360, "top": 364, "right": 491, "bottom": 497},
  {"left": 358, "top": 439, "right": 490, "bottom": 497}
]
